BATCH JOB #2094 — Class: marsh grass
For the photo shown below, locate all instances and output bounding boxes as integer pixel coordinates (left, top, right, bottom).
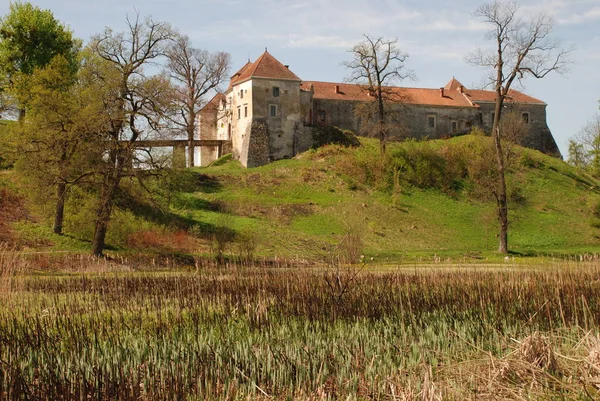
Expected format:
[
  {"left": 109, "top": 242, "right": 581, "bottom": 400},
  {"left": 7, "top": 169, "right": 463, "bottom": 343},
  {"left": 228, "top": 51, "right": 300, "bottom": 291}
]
[{"left": 0, "top": 256, "right": 599, "bottom": 399}]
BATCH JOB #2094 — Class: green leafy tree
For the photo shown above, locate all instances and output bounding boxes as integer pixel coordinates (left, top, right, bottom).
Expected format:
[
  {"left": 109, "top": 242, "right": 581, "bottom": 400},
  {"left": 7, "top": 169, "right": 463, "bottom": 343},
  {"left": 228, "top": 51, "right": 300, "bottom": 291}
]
[
  {"left": 10, "top": 54, "right": 106, "bottom": 234},
  {"left": 0, "top": 1, "right": 79, "bottom": 118},
  {"left": 567, "top": 139, "right": 588, "bottom": 168},
  {"left": 570, "top": 115, "right": 600, "bottom": 176}
]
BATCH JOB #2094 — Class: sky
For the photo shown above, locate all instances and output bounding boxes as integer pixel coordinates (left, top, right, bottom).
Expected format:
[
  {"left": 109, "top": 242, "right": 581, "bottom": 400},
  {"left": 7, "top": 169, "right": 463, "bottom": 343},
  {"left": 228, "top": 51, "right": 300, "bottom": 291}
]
[{"left": 1, "top": 0, "right": 599, "bottom": 156}]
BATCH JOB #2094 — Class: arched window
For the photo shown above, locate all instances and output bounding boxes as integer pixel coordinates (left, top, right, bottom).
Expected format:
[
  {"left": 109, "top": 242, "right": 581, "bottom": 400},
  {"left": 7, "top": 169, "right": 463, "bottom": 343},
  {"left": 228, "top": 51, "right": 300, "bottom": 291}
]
[{"left": 522, "top": 112, "right": 529, "bottom": 124}]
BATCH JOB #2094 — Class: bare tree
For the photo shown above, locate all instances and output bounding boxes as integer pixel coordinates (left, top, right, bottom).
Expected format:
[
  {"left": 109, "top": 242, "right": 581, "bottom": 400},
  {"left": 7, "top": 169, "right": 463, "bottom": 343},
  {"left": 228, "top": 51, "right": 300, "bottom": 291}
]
[
  {"left": 344, "top": 35, "right": 415, "bottom": 154},
  {"left": 89, "top": 14, "right": 175, "bottom": 256},
  {"left": 165, "top": 35, "right": 230, "bottom": 167},
  {"left": 468, "top": 0, "right": 570, "bottom": 253}
]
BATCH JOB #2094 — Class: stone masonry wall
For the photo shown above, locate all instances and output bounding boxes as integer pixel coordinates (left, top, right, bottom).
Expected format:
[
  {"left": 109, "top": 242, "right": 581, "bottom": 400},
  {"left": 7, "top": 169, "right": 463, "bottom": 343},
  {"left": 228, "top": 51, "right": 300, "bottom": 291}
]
[
  {"left": 312, "top": 98, "right": 560, "bottom": 156},
  {"left": 241, "top": 118, "right": 270, "bottom": 168}
]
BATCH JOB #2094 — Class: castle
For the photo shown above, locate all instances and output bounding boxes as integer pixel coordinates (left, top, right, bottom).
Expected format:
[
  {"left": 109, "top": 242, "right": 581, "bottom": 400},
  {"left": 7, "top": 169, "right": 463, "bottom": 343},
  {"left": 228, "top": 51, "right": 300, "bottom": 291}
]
[{"left": 198, "top": 50, "right": 560, "bottom": 167}]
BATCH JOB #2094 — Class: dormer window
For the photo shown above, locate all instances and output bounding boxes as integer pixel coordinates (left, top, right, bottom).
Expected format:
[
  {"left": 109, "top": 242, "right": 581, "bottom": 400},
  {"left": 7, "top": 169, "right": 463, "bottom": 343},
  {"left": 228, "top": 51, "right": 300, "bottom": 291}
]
[{"left": 273, "top": 87, "right": 280, "bottom": 97}]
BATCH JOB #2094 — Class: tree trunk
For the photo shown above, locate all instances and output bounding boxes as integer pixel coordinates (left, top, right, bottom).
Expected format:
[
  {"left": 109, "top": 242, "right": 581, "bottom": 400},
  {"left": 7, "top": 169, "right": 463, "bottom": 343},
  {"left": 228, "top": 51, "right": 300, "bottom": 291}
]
[
  {"left": 53, "top": 182, "right": 66, "bottom": 235},
  {"left": 378, "top": 120, "right": 386, "bottom": 155},
  {"left": 91, "top": 182, "right": 117, "bottom": 256},
  {"left": 91, "top": 148, "right": 124, "bottom": 256},
  {"left": 493, "top": 118, "right": 509, "bottom": 254},
  {"left": 187, "top": 126, "right": 195, "bottom": 168},
  {"left": 377, "top": 90, "right": 386, "bottom": 155}
]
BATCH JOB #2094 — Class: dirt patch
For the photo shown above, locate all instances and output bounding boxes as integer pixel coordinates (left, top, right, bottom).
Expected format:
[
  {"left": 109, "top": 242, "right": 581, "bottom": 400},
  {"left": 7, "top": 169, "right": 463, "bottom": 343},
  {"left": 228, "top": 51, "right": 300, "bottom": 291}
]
[
  {"left": 0, "top": 187, "right": 30, "bottom": 245},
  {"left": 126, "top": 229, "right": 204, "bottom": 254}
]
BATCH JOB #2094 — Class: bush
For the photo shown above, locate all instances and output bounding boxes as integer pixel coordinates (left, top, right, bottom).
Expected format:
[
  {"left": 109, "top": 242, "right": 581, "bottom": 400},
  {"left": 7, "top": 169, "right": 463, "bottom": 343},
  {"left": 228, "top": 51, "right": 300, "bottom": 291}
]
[
  {"left": 207, "top": 153, "right": 232, "bottom": 167},
  {"left": 311, "top": 126, "right": 360, "bottom": 149},
  {"left": 389, "top": 140, "right": 455, "bottom": 191}
]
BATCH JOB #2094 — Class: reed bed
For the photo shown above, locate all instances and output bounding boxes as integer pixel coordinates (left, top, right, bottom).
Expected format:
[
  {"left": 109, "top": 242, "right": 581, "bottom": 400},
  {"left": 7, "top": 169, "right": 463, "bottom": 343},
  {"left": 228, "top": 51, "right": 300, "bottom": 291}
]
[{"left": 1, "top": 256, "right": 600, "bottom": 400}]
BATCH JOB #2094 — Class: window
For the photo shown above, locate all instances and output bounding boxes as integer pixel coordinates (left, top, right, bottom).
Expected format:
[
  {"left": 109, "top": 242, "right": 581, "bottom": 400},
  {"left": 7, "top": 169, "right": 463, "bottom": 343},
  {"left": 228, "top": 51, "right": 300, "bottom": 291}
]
[
  {"left": 478, "top": 112, "right": 483, "bottom": 125},
  {"left": 522, "top": 112, "right": 529, "bottom": 124},
  {"left": 237, "top": 107, "right": 241, "bottom": 119},
  {"left": 244, "top": 105, "right": 248, "bottom": 118},
  {"left": 317, "top": 110, "right": 326, "bottom": 122},
  {"left": 491, "top": 113, "right": 495, "bottom": 124},
  {"left": 427, "top": 115, "right": 436, "bottom": 129},
  {"left": 240, "top": 90, "right": 243, "bottom": 99},
  {"left": 269, "top": 104, "right": 278, "bottom": 117},
  {"left": 272, "top": 87, "right": 280, "bottom": 97},
  {"left": 451, "top": 120, "right": 458, "bottom": 133}
]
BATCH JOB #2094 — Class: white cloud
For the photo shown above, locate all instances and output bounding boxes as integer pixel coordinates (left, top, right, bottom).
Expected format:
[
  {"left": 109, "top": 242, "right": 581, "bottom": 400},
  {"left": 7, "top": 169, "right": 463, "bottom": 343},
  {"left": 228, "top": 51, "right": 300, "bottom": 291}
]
[
  {"left": 263, "top": 34, "right": 354, "bottom": 49},
  {"left": 559, "top": 6, "right": 600, "bottom": 24},
  {"left": 415, "top": 19, "right": 487, "bottom": 32}
]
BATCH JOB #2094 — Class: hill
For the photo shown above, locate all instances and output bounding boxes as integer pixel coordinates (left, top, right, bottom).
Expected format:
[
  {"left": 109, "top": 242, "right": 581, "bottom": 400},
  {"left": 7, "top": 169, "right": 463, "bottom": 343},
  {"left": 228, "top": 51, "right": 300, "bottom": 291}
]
[{"left": 2, "top": 135, "right": 599, "bottom": 262}]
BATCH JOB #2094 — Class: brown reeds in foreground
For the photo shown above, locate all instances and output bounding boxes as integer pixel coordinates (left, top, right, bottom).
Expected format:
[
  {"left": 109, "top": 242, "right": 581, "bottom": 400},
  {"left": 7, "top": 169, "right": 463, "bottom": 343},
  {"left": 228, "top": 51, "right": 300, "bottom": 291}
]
[{"left": 0, "top": 252, "right": 599, "bottom": 400}]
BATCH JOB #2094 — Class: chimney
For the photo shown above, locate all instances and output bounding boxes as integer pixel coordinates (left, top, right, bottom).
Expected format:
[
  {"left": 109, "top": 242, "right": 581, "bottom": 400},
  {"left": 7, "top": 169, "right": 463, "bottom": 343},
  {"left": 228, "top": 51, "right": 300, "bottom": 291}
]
[
  {"left": 335, "top": 84, "right": 340, "bottom": 94},
  {"left": 440, "top": 88, "right": 445, "bottom": 97}
]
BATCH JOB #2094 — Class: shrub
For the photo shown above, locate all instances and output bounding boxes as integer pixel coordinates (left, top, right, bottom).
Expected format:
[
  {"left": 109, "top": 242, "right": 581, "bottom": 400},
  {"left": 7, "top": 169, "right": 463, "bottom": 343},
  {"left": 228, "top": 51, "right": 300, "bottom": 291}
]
[
  {"left": 207, "top": 153, "right": 232, "bottom": 167},
  {"left": 389, "top": 140, "right": 454, "bottom": 191},
  {"left": 311, "top": 126, "right": 360, "bottom": 149}
]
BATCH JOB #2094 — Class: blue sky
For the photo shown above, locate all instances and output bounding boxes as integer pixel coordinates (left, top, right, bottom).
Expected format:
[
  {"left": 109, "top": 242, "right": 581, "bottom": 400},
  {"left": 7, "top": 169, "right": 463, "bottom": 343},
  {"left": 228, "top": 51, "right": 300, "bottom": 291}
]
[{"left": 2, "top": 0, "right": 599, "bottom": 156}]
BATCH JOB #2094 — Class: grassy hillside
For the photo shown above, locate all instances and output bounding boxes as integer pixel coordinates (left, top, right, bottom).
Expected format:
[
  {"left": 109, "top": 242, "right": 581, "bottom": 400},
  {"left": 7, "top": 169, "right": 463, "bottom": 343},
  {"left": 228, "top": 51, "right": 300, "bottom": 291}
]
[
  {"left": 2, "top": 135, "right": 599, "bottom": 262},
  {"left": 174, "top": 136, "right": 600, "bottom": 261}
]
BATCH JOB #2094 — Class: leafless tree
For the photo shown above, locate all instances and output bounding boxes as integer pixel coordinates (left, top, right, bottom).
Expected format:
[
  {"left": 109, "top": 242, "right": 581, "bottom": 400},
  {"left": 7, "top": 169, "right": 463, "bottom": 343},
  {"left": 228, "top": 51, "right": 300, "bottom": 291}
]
[
  {"left": 89, "top": 13, "right": 175, "bottom": 256},
  {"left": 467, "top": 0, "right": 570, "bottom": 254},
  {"left": 165, "top": 35, "right": 230, "bottom": 166},
  {"left": 344, "top": 35, "right": 415, "bottom": 154}
]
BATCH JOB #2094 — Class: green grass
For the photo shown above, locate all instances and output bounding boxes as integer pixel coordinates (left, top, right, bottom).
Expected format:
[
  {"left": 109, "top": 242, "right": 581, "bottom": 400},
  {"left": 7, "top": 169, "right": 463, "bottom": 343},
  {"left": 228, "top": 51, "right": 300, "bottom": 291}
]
[
  {"left": 3, "top": 135, "right": 600, "bottom": 260},
  {"left": 168, "top": 136, "right": 599, "bottom": 261}
]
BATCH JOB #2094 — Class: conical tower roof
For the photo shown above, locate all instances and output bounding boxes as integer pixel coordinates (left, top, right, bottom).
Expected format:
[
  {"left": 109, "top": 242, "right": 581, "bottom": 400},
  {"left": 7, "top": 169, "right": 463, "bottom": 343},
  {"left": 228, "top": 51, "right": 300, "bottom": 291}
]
[
  {"left": 229, "top": 50, "right": 300, "bottom": 88},
  {"left": 444, "top": 77, "right": 465, "bottom": 91}
]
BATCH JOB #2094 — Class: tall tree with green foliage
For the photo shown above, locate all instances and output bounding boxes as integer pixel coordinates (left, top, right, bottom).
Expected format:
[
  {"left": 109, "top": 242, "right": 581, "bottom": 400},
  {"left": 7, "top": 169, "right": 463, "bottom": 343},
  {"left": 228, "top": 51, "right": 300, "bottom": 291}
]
[
  {"left": 0, "top": 2, "right": 79, "bottom": 119},
  {"left": 468, "top": 0, "right": 570, "bottom": 253},
  {"left": 10, "top": 54, "right": 106, "bottom": 234}
]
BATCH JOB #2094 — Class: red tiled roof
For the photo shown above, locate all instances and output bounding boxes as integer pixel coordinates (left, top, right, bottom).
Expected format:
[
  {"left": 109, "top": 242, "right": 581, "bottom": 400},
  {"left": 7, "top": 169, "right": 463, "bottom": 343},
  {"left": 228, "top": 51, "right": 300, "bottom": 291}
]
[
  {"left": 444, "top": 77, "right": 465, "bottom": 92},
  {"left": 301, "top": 78, "right": 545, "bottom": 107},
  {"left": 200, "top": 92, "right": 225, "bottom": 113},
  {"left": 301, "top": 81, "right": 473, "bottom": 107},
  {"left": 228, "top": 61, "right": 253, "bottom": 90},
  {"left": 228, "top": 51, "right": 300, "bottom": 89},
  {"left": 465, "top": 89, "right": 545, "bottom": 104}
]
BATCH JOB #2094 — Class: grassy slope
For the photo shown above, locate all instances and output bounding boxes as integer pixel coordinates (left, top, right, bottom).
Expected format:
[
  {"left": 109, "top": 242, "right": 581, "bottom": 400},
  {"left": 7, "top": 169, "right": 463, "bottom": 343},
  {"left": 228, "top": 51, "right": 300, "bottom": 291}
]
[
  {"left": 177, "top": 136, "right": 600, "bottom": 261},
  {"left": 2, "top": 135, "right": 599, "bottom": 261}
]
